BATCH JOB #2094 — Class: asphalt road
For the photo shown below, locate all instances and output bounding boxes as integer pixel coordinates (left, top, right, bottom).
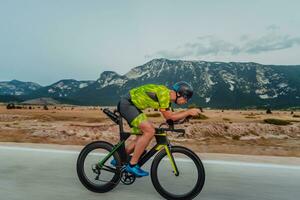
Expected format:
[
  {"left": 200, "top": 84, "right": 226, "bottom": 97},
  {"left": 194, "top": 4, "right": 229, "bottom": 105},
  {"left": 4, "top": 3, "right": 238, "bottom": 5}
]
[{"left": 0, "top": 145, "right": 300, "bottom": 200}]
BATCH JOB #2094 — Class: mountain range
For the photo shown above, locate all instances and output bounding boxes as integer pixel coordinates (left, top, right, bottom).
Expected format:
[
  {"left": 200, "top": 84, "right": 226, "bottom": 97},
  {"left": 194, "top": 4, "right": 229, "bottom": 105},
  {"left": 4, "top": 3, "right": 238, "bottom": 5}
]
[{"left": 1, "top": 58, "right": 300, "bottom": 109}]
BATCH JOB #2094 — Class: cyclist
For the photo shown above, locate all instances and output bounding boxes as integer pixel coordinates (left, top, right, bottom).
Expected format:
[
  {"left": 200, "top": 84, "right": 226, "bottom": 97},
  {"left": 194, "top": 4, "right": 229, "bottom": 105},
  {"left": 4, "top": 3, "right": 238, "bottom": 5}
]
[{"left": 114, "top": 81, "right": 201, "bottom": 177}]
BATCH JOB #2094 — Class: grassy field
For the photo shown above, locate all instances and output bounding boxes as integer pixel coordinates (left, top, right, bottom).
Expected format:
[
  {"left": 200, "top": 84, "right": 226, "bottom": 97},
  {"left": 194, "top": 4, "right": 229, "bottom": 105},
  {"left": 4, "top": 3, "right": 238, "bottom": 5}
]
[{"left": 1, "top": 105, "right": 300, "bottom": 157}]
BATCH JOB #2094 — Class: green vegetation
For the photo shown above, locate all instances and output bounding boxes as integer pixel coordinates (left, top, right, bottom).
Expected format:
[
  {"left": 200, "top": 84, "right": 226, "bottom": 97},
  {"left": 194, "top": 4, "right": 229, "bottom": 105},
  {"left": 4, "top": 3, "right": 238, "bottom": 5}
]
[
  {"left": 188, "top": 104, "right": 203, "bottom": 112},
  {"left": 287, "top": 120, "right": 300, "bottom": 123},
  {"left": 222, "top": 118, "right": 230, "bottom": 121},
  {"left": 245, "top": 116, "right": 257, "bottom": 119},
  {"left": 232, "top": 135, "right": 241, "bottom": 140},
  {"left": 146, "top": 113, "right": 161, "bottom": 118},
  {"left": 266, "top": 108, "right": 272, "bottom": 114},
  {"left": 192, "top": 113, "right": 208, "bottom": 120},
  {"left": 263, "top": 118, "right": 291, "bottom": 126},
  {"left": 188, "top": 103, "right": 199, "bottom": 109},
  {"left": 86, "top": 118, "right": 106, "bottom": 123},
  {"left": 248, "top": 130, "right": 259, "bottom": 136}
]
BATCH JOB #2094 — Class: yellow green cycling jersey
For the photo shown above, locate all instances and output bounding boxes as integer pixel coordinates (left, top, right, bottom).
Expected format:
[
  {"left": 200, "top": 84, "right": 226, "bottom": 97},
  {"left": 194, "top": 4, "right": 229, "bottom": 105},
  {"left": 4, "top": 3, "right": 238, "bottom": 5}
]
[{"left": 129, "top": 84, "right": 170, "bottom": 110}]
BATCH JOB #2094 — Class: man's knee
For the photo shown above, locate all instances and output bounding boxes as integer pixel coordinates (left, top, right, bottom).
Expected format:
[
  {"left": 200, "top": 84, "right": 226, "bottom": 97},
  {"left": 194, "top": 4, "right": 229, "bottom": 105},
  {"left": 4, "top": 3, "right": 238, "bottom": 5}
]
[
  {"left": 132, "top": 136, "right": 138, "bottom": 143},
  {"left": 139, "top": 122, "right": 155, "bottom": 137}
]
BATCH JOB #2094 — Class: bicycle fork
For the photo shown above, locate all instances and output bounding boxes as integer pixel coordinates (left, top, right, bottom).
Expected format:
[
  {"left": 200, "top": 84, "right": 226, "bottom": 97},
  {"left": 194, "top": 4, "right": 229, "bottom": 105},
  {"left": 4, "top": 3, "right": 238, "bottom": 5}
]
[{"left": 156, "top": 145, "right": 180, "bottom": 176}]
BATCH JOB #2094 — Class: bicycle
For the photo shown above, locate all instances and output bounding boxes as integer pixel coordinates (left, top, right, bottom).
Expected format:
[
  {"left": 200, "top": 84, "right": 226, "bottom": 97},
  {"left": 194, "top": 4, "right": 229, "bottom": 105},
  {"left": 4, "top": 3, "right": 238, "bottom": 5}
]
[{"left": 76, "top": 108, "right": 205, "bottom": 200}]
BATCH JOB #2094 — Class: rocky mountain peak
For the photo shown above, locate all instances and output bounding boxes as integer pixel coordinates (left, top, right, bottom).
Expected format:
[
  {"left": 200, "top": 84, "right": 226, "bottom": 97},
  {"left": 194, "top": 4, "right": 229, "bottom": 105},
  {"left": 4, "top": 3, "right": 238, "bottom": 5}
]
[{"left": 1, "top": 59, "right": 300, "bottom": 108}]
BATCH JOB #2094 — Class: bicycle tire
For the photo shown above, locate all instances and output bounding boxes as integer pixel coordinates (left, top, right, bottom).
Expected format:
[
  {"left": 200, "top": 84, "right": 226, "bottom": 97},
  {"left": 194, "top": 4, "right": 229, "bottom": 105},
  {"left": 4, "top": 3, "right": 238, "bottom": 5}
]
[
  {"left": 76, "top": 141, "right": 121, "bottom": 193},
  {"left": 151, "top": 146, "right": 205, "bottom": 200}
]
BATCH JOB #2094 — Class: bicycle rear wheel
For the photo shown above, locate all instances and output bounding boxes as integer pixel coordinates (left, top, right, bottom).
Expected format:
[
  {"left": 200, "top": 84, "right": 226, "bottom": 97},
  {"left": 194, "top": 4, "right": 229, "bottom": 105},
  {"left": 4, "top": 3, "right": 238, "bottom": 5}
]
[
  {"left": 151, "top": 146, "right": 205, "bottom": 200},
  {"left": 76, "top": 141, "right": 121, "bottom": 193}
]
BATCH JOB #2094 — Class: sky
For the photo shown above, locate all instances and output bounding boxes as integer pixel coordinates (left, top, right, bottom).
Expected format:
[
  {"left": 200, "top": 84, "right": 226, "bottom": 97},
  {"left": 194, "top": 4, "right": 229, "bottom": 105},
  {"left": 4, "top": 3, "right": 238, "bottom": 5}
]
[{"left": 0, "top": 0, "right": 300, "bottom": 86}]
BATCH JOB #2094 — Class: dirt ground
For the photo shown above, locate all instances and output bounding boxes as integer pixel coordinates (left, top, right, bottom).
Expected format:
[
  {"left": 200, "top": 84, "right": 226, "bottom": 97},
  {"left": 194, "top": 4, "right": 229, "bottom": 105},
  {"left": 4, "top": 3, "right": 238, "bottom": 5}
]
[{"left": 0, "top": 104, "right": 300, "bottom": 157}]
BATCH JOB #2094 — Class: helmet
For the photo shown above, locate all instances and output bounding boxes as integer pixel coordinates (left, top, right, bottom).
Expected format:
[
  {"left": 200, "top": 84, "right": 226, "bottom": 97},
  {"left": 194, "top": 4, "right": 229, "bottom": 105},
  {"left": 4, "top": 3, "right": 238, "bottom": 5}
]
[{"left": 172, "top": 81, "right": 193, "bottom": 101}]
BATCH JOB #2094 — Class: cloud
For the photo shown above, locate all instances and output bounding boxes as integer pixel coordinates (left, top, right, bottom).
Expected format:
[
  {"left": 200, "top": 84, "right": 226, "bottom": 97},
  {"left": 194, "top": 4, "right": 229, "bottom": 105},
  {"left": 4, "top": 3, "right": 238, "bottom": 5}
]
[
  {"left": 266, "top": 24, "right": 280, "bottom": 31},
  {"left": 147, "top": 27, "right": 300, "bottom": 59},
  {"left": 239, "top": 34, "right": 250, "bottom": 41},
  {"left": 244, "top": 34, "right": 300, "bottom": 54},
  {"left": 146, "top": 36, "right": 241, "bottom": 59}
]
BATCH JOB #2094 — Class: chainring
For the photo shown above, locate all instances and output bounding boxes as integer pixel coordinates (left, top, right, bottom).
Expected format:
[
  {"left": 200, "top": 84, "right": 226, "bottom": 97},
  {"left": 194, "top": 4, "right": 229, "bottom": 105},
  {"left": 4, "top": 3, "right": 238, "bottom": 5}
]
[{"left": 120, "top": 171, "right": 136, "bottom": 185}]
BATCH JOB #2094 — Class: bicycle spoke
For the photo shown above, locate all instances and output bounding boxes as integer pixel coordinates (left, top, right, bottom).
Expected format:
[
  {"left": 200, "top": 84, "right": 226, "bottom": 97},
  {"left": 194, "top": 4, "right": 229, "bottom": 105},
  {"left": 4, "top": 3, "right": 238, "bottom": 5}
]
[
  {"left": 160, "top": 157, "right": 193, "bottom": 189},
  {"left": 81, "top": 145, "right": 120, "bottom": 187}
]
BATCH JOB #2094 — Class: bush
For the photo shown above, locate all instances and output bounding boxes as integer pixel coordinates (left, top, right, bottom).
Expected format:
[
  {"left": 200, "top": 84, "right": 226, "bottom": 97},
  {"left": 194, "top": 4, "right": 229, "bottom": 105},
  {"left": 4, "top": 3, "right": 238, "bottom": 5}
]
[
  {"left": 188, "top": 104, "right": 203, "bottom": 112},
  {"left": 266, "top": 108, "right": 272, "bottom": 114},
  {"left": 264, "top": 118, "right": 291, "bottom": 125},
  {"left": 192, "top": 113, "right": 208, "bottom": 120},
  {"left": 293, "top": 114, "right": 300, "bottom": 118},
  {"left": 6, "top": 103, "right": 15, "bottom": 109},
  {"left": 245, "top": 113, "right": 256, "bottom": 119},
  {"left": 146, "top": 113, "right": 161, "bottom": 117},
  {"left": 248, "top": 130, "right": 259, "bottom": 136},
  {"left": 232, "top": 135, "right": 241, "bottom": 140},
  {"left": 188, "top": 103, "right": 198, "bottom": 109},
  {"left": 245, "top": 116, "right": 256, "bottom": 119}
]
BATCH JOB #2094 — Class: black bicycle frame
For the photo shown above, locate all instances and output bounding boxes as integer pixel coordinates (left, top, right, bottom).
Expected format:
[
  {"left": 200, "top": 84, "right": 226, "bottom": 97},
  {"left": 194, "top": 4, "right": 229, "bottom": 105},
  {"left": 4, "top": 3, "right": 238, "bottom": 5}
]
[{"left": 100, "top": 109, "right": 180, "bottom": 175}]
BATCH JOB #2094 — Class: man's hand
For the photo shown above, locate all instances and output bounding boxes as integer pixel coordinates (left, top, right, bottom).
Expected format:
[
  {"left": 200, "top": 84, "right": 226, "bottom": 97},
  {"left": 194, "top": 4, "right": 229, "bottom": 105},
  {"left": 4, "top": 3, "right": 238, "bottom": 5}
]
[{"left": 188, "top": 108, "right": 201, "bottom": 116}]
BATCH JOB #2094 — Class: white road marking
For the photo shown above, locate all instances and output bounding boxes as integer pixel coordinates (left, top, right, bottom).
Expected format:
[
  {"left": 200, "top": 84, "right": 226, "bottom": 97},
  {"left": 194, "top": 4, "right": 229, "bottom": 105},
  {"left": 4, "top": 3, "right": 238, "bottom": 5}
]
[{"left": 0, "top": 145, "right": 80, "bottom": 154}]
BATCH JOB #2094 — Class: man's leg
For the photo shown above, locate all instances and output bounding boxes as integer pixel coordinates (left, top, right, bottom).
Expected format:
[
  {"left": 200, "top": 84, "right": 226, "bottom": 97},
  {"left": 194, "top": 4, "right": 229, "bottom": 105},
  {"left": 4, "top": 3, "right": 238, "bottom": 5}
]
[
  {"left": 129, "top": 121, "right": 155, "bottom": 165},
  {"left": 125, "top": 136, "right": 137, "bottom": 155}
]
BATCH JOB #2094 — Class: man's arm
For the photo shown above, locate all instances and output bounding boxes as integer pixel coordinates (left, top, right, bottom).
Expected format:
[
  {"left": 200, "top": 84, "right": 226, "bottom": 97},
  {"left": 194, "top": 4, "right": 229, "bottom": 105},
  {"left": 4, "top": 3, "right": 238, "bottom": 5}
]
[{"left": 160, "top": 108, "right": 200, "bottom": 121}]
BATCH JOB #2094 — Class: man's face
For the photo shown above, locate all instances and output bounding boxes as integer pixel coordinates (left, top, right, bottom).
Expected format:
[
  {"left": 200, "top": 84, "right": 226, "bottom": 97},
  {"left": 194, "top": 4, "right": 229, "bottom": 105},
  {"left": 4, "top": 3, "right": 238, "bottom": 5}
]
[{"left": 176, "top": 96, "right": 188, "bottom": 105}]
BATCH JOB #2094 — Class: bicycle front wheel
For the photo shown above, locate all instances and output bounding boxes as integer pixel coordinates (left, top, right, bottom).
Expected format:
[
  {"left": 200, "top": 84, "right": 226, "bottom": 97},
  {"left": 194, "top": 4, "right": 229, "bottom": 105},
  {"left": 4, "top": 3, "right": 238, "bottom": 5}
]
[{"left": 151, "top": 146, "right": 205, "bottom": 200}]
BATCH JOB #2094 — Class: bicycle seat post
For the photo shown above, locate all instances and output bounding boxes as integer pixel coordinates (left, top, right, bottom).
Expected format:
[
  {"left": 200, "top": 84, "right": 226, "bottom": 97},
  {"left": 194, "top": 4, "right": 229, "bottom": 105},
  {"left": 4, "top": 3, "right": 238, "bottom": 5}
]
[
  {"left": 116, "top": 111, "right": 131, "bottom": 142},
  {"left": 115, "top": 111, "right": 132, "bottom": 164},
  {"left": 117, "top": 112, "right": 124, "bottom": 133}
]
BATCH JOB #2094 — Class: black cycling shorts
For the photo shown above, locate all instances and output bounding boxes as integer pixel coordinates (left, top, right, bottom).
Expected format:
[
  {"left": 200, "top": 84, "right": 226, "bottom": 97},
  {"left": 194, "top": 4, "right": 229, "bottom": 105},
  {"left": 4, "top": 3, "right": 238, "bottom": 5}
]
[{"left": 117, "top": 93, "right": 142, "bottom": 126}]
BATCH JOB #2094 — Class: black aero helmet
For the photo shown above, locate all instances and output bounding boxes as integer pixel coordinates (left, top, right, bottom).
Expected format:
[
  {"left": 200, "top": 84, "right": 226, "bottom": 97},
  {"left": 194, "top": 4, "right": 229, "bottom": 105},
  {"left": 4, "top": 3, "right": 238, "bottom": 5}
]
[{"left": 172, "top": 81, "right": 193, "bottom": 102}]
